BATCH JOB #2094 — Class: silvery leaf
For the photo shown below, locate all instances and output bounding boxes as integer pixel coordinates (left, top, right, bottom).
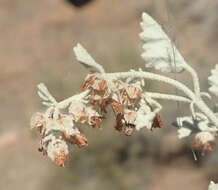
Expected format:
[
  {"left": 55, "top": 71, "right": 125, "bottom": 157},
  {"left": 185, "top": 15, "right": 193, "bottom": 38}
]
[
  {"left": 208, "top": 64, "right": 218, "bottom": 97},
  {"left": 177, "top": 127, "right": 192, "bottom": 139},
  {"left": 208, "top": 181, "right": 218, "bottom": 190},
  {"left": 174, "top": 114, "right": 217, "bottom": 139},
  {"left": 139, "top": 12, "right": 185, "bottom": 73},
  {"left": 175, "top": 116, "right": 196, "bottom": 138},
  {"left": 73, "top": 43, "right": 105, "bottom": 73}
]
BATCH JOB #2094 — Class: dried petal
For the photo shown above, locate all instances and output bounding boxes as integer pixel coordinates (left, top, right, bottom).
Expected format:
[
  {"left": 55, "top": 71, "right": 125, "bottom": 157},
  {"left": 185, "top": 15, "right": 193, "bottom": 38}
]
[
  {"left": 47, "top": 138, "right": 69, "bottom": 167},
  {"left": 114, "top": 113, "right": 124, "bottom": 132},
  {"left": 124, "top": 126, "right": 134, "bottom": 136},
  {"left": 89, "top": 116, "right": 102, "bottom": 128},
  {"left": 151, "top": 114, "right": 163, "bottom": 129},
  {"left": 30, "top": 112, "right": 45, "bottom": 129},
  {"left": 81, "top": 75, "right": 97, "bottom": 90},
  {"left": 69, "top": 102, "right": 88, "bottom": 123},
  {"left": 54, "top": 150, "right": 67, "bottom": 167},
  {"left": 72, "top": 134, "right": 88, "bottom": 148},
  {"left": 125, "top": 84, "right": 142, "bottom": 99},
  {"left": 110, "top": 99, "right": 122, "bottom": 114},
  {"left": 124, "top": 109, "right": 137, "bottom": 125}
]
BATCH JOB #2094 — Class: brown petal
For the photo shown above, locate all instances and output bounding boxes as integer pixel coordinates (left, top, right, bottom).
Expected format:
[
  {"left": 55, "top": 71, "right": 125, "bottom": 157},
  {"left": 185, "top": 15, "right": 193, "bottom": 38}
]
[
  {"left": 81, "top": 75, "right": 97, "bottom": 90},
  {"left": 90, "top": 116, "right": 102, "bottom": 128},
  {"left": 114, "top": 113, "right": 124, "bottom": 132},
  {"left": 110, "top": 100, "right": 122, "bottom": 114},
  {"left": 72, "top": 134, "right": 88, "bottom": 148},
  {"left": 151, "top": 114, "right": 163, "bottom": 129},
  {"left": 124, "top": 127, "right": 134, "bottom": 136},
  {"left": 54, "top": 150, "right": 67, "bottom": 167}
]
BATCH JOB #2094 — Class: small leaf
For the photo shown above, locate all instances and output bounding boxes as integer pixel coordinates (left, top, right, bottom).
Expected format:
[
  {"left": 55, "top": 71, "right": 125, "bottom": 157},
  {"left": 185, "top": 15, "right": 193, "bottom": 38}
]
[
  {"left": 73, "top": 43, "right": 105, "bottom": 73},
  {"left": 140, "top": 12, "right": 185, "bottom": 73},
  {"left": 208, "top": 64, "right": 218, "bottom": 97},
  {"left": 208, "top": 181, "right": 218, "bottom": 190}
]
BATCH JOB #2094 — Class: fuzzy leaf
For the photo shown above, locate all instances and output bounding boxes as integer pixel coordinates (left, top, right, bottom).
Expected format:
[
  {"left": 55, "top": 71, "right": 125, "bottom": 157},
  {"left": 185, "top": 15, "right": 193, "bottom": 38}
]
[
  {"left": 208, "top": 64, "right": 218, "bottom": 97},
  {"left": 73, "top": 43, "right": 105, "bottom": 73},
  {"left": 208, "top": 181, "right": 218, "bottom": 190},
  {"left": 139, "top": 12, "right": 185, "bottom": 73},
  {"left": 174, "top": 114, "right": 217, "bottom": 139}
]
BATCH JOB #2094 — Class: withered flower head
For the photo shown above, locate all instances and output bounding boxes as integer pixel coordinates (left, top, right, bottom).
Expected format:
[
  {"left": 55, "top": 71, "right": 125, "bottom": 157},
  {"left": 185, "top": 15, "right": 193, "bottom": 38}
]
[
  {"left": 110, "top": 99, "right": 123, "bottom": 114},
  {"left": 89, "top": 116, "right": 102, "bottom": 128},
  {"left": 119, "top": 83, "right": 142, "bottom": 105},
  {"left": 123, "top": 109, "right": 137, "bottom": 125},
  {"left": 71, "top": 134, "right": 88, "bottom": 148},
  {"left": 30, "top": 112, "right": 45, "bottom": 129},
  {"left": 81, "top": 74, "right": 97, "bottom": 90},
  {"left": 69, "top": 101, "right": 88, "bottom": 123},
  {"left": 47, "top": 138, "right": 69, "bottom": 167},
  {"left": 194, "top": 132, "right": 215, "bottom": 152},
  {"left": 54, "top": 150, "right": 67, "bottom": 167},
  {"left": 151, "top": 114, "right": 163, "bottom": 129}
]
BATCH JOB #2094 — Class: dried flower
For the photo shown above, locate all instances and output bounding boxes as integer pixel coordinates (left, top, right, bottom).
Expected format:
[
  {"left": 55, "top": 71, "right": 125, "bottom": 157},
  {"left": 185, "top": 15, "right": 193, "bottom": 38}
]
[
  {"left": 194, "top": 132, "right": 215, "bottom": 151},
  {"left": 30, "top": 112, "right": 45, "bottom": 130},
  {"left": 69, "top": 101, "right": 87, "bottom": 123},
  {"left": 47, "top": 138, "right": 69, "bottom": 167},
  {"left": 119, "top": 83, "right": 142, "bottom": 105},
  {"left": 71, "top": 134, "right": 88, "bottom": 148},
  {"left": 151, "top": 114, "right": 163, "bottom": 129}
]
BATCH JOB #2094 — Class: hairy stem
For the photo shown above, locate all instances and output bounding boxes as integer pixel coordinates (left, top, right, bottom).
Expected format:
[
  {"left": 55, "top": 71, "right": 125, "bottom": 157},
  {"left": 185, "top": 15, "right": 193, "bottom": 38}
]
[
  {"left": 56, "top": 90, "right": 90, "bottom": 109},
  {"left": 145, "top": 92, "right": 191, "bottom": 103},
  {"left": 183, "top": 64, "right": 201, "bottom": 97}
]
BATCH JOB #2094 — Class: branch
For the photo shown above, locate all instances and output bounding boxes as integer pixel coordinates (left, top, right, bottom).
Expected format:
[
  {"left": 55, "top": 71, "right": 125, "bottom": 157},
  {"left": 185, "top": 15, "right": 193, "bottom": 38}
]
[
  {"left": 145, "top": 92, "right": 191, "bottom": 103},
  {"left": 56, "top": 90, "right": 90, "bottom": 109},
  {"left": 183, "top": 64, "right": 201, "bottom": 97}
]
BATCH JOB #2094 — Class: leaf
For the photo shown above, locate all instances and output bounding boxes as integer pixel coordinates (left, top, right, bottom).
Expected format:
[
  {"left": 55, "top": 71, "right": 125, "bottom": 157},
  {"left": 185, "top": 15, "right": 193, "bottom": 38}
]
[
  {"left": 37, "top": 83, "right": 57, "bottom": 106},
  {"left": 139, "top": 12, "right": 185, "bottom": 73},
  {"left": 174, "top": 114, "right": 217, "bottom": 139},
  {"left": 175, "top": 116, "right": 195, "bottom": 138},
  {"left": 208, "top": 64, "right": 218, "bottom": 97},
  {"left": 73, "top": 43, "right": 105, "bottom": 73},
  {"left": 208, "top": 181, "right": 218, "bottom": 190}
]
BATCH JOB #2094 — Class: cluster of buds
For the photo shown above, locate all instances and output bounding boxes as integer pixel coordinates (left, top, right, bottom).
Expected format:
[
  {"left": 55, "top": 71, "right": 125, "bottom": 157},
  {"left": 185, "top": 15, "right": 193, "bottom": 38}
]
[{"left": 31, "top": 73, "right": 163, "bottom": 166}]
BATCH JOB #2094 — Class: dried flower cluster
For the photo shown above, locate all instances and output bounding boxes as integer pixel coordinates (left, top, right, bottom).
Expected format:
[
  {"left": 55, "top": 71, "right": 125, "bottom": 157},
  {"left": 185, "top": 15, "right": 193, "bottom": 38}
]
[
  {"left": 31, "top": 12, "right": 218, "bottom": 184},
  {"left": 31, "top": 72, "right": 164, "bottom": 166}
]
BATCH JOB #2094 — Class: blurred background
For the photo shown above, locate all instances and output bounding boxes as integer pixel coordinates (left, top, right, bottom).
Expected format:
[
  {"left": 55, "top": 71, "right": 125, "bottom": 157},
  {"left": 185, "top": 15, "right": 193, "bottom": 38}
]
[{"left": 1, "top": 0, "right": 218, "bottom": 189}]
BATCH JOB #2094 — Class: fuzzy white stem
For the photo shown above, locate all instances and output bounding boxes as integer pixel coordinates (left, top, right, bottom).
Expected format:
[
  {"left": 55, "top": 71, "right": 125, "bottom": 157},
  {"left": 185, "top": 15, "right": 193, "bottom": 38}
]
[
  {"left": 104, "top": 71, "right": 195, "bottom": 99},
  {"left": 56, "top": 90, "right": 90, "bottom": 109},
  {"left": 183, "top": 64, "right": 201, "bottom": 96},
  {"left": 145, "top": 92, "right": 191, "bottom": 103}
]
